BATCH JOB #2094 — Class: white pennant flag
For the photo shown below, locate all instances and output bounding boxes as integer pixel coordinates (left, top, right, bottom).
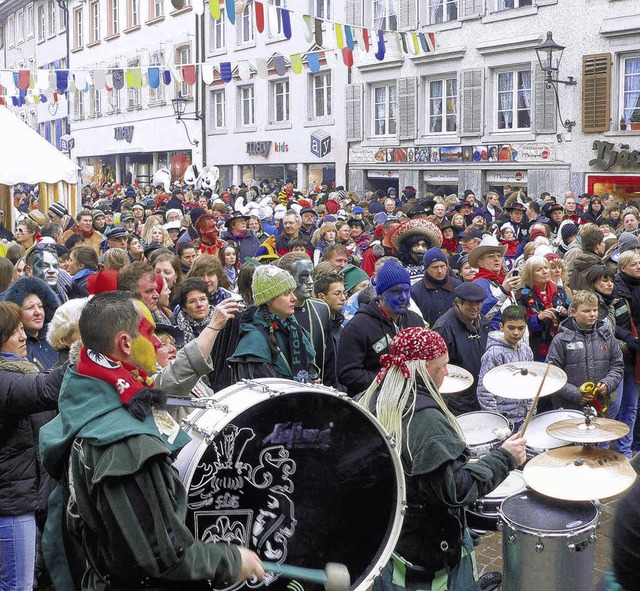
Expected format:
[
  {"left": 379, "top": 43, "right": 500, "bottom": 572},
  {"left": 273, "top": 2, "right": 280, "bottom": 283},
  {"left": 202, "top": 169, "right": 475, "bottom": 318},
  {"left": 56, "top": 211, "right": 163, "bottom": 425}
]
[{"left": 201, "top": 64, "right": 215, "bottom": 85}]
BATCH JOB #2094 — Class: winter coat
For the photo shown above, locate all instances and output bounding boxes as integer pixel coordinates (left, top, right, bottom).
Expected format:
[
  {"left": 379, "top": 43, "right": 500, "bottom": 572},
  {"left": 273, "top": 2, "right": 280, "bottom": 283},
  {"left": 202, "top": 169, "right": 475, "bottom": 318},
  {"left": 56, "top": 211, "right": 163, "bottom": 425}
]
[
  {"left": 477, "top": 331, "right": 534, "bottom": 422},
  {"left": 567, "top": 249, "right": 603, "bottom": 292},
  {"left": 432, "top": 307, "right": 490, "bottom": 415},
  {"left": 219, "top": 229, "right": 261, "bottom": 262},
  {"left": 0, "top": 356, "right": 65, "bottom": 517},
  {"left": 337, "top": 300, "right": 423, "bottom": 397},
  {"left": 546, "top": 316, "right": 624, "bottom": 410},
  {"left": 411, "top": 275, "right": 461, "bottom": 328},
  {"left": 473, "top": 276, "right": 517, "bottom": 330},
  {"left": 613, "top": 272, "right": 640, "bottom": 363}
]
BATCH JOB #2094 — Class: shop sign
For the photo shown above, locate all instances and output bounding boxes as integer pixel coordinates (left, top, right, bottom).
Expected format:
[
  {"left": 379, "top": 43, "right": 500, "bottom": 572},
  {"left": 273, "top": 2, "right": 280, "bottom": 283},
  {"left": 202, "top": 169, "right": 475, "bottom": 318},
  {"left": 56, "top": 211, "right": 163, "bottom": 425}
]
[
  {"left": 590, "top": 140, "right": 640, "bottom": 171},
  {"left": 423, "top": 171, "right": 458, "bottom": 182},
  {"left": 349, "top": 143, "right": 555, "bottom": 165},
  {"left": 311, "top": 130, "right": 331, "bottom": 158},
  {"left": 486, "top": 171, "right": 528, "bottom": 184},
  {"left": 367, "top": 170, "right": 399, "bottom": 179},
  {"left": 246, "top": 141, "right": 272, "bottom": 157},
  {"left": 114, "top": 126, "right": 134, "bottom": 143}
]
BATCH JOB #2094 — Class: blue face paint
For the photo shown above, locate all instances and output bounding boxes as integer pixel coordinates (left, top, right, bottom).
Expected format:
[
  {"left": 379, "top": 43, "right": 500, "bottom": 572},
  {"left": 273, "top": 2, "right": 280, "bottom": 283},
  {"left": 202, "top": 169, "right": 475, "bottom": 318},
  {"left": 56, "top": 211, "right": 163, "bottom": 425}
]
[{"left": 381, "top": 284, "right": 411, "bottom": 315}]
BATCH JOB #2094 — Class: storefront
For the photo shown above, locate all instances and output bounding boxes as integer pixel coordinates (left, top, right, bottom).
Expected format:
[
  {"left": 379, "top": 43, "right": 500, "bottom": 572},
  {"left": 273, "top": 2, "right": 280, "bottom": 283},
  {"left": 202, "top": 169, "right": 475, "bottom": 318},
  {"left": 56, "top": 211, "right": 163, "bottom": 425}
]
[{"left": 586, "top": 140, "right": 640, "bottom": 201}]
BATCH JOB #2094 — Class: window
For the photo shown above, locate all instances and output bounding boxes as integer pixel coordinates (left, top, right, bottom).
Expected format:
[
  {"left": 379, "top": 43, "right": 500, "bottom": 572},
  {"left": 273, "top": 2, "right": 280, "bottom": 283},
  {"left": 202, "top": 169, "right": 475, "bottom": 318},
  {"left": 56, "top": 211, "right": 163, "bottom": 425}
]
[
  {"left": 622, "top": 55, "right": 640, "bottom": 124},
  {"left": 128, "top": 0, "right": 140, "bottom": 27},
  {"left": 268, "top": 0, "right": 286, "bottom": 38},
  {"left": 149, "top": 51, "right": 164, "bottom": 103},
  {"left": 373, "top": 0, "right": 397, "bottom": 31},
  {"left": 496, "top": 69, "right": 532, "bottom": 130},
  {"left": 108, "top": 0, "right": 119, "bottom": 35},
  {"left": 313, "top": 0, "right": 331, "bottom": 18},
  {"left": 372, "top": 84, "right": 397, "bottom": 136},
  {"left": 108, "top": 88, "right": 121, "bottom": 113},
  {"left": 211, "top": 89, "right": 226, "bottom": 130},
  {"left": 428, "top": 77, "right": 457, "bottom": 133},
  {"left": 237, "top": 1, "right": 255, "bottom": 45},
  {"left": 210, "top": 7, "right": 226, "bottom": 52},
  {"left": 239, "top": 85, "right": 255, "bottom": 127},
  {"left": 91, "top": 88, "right": 102, "bottom": 118},
  {"left": 175, "top": 45, "right": 191, "bottom": 98},
  {"left": 73, "top": 7, "right": 83, "bottom": 48},
  {"left": 37, "top": 4, "right": 45, "bottom": 41},
  {"left": 128, "top": 59, "right": 141, "bottom": 109},
  {"left": 150, "top": 0, "right": 164, "bottom": 19},
  {"left": 427, "top": 0, "right": 457, "bottom": 24},
  {"left": 311, "top": 71, "right": 332, "bottom": 118},
  {"left": 497, "top": 0, "right": 532, "bottom": 9},
  {"left": 271, "top": 79, "right": 290, "bottom": 123},
  {"left": 16, "top": 10, "right": 24, "bottom": 43},
  {"left": 47, "top": 0, "right": 56, "bottom": 36},
  {"left": 26, "top": 5, "right": 35, "bottom": 38},
  {"left": 74, "top": 90, "right": 85, "bottom": 120},
  {"left": 59, "top": 4, "right": 66, "bottom": 31},
  {"left": 90, "top": 0, "right": 100, "bottom": 42},
  {"left": 7, "top": 16, "right": 14, "bottom": 47}
]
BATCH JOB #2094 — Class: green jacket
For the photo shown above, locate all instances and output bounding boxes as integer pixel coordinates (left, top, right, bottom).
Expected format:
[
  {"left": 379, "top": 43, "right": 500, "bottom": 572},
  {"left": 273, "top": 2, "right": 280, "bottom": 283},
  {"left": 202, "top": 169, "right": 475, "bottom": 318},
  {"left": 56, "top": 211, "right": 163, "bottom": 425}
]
[{"left": 40, "top": 368, "right": 241, "bottom": 590}]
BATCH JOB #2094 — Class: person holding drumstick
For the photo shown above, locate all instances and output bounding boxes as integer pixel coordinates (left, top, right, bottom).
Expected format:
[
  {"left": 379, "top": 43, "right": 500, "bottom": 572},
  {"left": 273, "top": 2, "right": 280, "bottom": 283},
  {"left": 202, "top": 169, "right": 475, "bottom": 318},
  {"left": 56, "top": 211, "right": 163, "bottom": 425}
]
[{"left": 360, "top": 327, "right": 526, "bottom": 591}]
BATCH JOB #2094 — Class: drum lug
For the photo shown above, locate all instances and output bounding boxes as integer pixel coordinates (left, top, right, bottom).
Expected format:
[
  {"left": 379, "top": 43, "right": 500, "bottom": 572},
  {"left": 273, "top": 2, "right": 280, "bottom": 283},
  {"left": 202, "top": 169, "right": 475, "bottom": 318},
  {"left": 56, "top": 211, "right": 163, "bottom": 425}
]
[
  {"left": 535, "top": 538, "right": 544, "bottom": 553},
  {"left": 400, "top": 500, "right": 408, "bottom": 516},
  {"left": 241, "top": 379, "right": 273, "bottom": 395},
  {"left": 496, "top": 519, "right": 503, "bottom": 532},
  {"left": 507, "top": 533, "right": 516, "bottom": 544}
]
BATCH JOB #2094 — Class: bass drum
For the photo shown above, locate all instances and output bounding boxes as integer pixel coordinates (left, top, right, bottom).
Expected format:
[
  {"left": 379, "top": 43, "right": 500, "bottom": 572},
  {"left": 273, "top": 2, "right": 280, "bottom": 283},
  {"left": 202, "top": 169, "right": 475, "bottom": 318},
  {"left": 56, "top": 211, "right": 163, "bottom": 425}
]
[{"left": 174, "top": 378, "right": 406, "bottom": 591}]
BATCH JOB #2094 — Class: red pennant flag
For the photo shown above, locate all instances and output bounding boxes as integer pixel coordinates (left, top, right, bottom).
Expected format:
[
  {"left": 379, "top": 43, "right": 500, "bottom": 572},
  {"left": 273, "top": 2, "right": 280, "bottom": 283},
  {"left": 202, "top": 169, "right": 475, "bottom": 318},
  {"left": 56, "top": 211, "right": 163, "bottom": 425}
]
[
  {"left": 182, "top": 65, "right": 197, "bottom": 86},
  {"left": 18, "top": 70, "right": 31, "bottom": 90},
  {"left": 342, "top": 47, "right": 354, "bottom": 67},
  {"left": 255, "top": 1, "right": 265, "bottom": 33},
  {"left": 53, "top": 92, "right": 59, "bottom": 103},
  {"left": 362, "top": 29, "right": 370, "bottom": 52}
]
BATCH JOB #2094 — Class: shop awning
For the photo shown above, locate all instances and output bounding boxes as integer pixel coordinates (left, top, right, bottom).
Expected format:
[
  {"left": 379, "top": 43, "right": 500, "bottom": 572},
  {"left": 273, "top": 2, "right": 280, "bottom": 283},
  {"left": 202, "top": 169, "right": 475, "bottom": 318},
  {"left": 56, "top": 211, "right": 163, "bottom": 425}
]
[{"left": 0, "top": 106, "right": 79, "bottom": 185}]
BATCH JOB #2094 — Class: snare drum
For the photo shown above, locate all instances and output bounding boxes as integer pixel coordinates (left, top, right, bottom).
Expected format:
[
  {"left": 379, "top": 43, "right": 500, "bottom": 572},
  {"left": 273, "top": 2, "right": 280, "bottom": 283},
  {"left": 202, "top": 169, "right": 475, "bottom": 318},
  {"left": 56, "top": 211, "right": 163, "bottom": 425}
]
[
  {"left": 466, "top": 470, "right": 527, "bottom": 532},
  {"left": 457, "top": 411, "right": 511, "bottom": 458},
  {"left": 525, "top": 410, "right": 583, "bottom": 458},
  {"left": 174, "top": 378, "right": 405, "bottom": 591},
  {"left": 499, "top": 490, "right": 599, "bottom": 591}
]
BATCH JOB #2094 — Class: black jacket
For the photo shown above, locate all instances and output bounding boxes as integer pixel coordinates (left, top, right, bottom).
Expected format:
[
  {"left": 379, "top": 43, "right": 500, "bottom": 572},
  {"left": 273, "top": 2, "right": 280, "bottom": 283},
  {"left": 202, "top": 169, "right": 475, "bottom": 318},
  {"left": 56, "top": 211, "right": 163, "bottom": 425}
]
[
  {"left": 0, "top": 358, "right": 66, "bottom": 517},
  {"left": 337, "top": 300, "right": 423, "bottom": 397}
]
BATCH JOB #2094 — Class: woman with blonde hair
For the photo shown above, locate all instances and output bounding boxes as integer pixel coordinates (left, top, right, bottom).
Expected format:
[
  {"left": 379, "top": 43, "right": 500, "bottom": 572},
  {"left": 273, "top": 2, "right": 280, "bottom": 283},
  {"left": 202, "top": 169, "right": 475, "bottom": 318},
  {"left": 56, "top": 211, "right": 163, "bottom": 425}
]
[
  {"left": 140, "top": 215, "right": 163, "bottom": 246},
  {"left": 311, "top": 221, "right": 337, "bottom": 265},
  {"left": 101, "top": 248, "right": 131, "bottom": 271}
]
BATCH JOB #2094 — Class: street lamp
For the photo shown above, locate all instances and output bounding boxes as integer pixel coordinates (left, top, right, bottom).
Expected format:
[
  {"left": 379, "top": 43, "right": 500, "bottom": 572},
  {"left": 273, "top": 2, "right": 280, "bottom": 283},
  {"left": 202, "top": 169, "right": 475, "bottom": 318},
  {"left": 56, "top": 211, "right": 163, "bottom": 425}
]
[
  {"left": 171, "top": 92, "right": 200, "bottom": 146},
  {"left": 534, "top": 31, "right": 577, "bottom": 132}
]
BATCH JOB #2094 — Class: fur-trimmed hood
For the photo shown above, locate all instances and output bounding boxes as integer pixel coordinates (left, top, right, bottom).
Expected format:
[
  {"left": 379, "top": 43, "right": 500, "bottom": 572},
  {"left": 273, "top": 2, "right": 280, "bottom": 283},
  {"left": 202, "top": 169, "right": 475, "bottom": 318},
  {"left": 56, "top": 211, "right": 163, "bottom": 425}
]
[{"left": 1, "top": 276, "right": 60, "bottom": 323}]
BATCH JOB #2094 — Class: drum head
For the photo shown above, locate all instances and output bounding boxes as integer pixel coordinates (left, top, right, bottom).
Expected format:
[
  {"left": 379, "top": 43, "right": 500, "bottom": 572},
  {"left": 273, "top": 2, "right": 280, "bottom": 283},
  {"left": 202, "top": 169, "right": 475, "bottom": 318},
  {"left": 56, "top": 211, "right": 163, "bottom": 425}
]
[
  {"left": 458, "top": 411, "right": 511, "bottom": 445},
  {"left": 484, "top": 470, "right": 526, "bottom": 500},
  {"left": 181, "top": 390, "right": 402, "bottom": 591},
  {"left": 500, "top": 490, "right": 597, "bottom": 533},
  {"left": 526, "top": 410, "right": 584, "bottom": 452}
]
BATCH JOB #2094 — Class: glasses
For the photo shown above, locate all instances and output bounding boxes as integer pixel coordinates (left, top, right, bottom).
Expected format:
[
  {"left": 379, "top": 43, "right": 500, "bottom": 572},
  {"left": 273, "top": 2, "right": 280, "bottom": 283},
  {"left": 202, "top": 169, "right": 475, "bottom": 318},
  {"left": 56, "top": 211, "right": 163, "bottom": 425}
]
[{"left": 15, "top": 228, "right": 26, "bottom": 233}]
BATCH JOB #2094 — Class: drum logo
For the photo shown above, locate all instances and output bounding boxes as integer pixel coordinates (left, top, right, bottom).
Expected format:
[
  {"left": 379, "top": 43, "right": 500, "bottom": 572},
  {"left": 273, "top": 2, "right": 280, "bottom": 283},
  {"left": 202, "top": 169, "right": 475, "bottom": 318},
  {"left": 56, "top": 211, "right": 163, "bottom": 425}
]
[
  {"left": 262, "top": 422, "right": 333, "bottom": 450},
  {"left": 189, "top": 424, "right": 298, "bottom": 586}
]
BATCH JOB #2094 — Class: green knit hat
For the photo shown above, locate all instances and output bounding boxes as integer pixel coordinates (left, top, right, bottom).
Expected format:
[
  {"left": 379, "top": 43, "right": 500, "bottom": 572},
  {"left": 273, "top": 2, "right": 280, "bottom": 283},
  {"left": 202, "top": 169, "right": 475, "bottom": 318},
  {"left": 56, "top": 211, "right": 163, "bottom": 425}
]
[{"left": 252, "top": 265, "right": 297, "bottom": 306}]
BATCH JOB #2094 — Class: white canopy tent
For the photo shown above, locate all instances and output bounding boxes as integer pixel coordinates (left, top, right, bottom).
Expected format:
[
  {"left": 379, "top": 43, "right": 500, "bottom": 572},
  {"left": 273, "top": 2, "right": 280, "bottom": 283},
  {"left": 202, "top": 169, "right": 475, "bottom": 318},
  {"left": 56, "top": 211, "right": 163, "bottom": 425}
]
[{"left": 0, "top": 106, "right": 79, "bottom": 230}]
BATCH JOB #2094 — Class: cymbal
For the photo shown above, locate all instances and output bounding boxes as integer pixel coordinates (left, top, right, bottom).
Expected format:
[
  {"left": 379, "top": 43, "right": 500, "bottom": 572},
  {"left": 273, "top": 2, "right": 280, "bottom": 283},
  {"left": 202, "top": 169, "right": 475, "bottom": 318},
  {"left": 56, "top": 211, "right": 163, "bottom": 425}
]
[
  {"left": 523, "top": 446, "right": 636, "bottom": 501},
  {"left": 440, "top": 364, "right": 474, "bottom": 394},
  {"left": 546, "top": 417, "right": 630, "bottom": 443},
  {"left": 482, "top": 362, "right": 567, "bottom": 399}
]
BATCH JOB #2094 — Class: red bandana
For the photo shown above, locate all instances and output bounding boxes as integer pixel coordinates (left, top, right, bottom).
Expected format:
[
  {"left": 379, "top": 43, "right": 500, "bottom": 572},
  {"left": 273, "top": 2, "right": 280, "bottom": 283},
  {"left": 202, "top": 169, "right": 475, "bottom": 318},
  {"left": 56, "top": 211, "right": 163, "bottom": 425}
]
[{"left": 77, "top": 347, "right": 154, "bottom": 405}]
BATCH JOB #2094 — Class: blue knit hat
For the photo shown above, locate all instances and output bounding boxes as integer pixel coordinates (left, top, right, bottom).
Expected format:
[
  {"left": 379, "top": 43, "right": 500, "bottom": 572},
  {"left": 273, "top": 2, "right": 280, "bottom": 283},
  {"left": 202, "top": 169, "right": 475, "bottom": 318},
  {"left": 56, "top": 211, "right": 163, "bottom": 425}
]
[
  {"left": 423, "top": 247, "right": 447, "bottom": 269},
  {"left": 375, "top": 261, "right": 411, "bottom": 295}
]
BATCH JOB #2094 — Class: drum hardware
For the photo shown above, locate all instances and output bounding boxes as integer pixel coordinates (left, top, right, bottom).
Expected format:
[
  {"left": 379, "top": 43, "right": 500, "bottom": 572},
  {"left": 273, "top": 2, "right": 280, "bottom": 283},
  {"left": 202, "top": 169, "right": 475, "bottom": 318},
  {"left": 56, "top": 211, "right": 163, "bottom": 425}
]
[
  {"left": 482, "top": 361, "right": 567, "bottom": 400},
  {"left": 580, "top": 381, "right": 610, "bottom": 417},
  {"left": 262, "top": 561, "right": 351, "bottom": 591}
]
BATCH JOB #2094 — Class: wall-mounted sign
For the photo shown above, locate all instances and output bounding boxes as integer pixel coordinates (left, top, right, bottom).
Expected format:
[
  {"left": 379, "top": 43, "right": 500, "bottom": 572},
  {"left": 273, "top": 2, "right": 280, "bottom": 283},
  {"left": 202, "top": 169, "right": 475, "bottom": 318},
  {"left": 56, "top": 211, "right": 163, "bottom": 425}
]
[
  {"left": 590, "top": 140, "right": 640, "bottom": 171},
  {"left": 486, "top": 171, "right": 528, "bottom": 184},
  {"left": 246, "top": 141, "right": 272, "bottom": 157},
  {"left": 311, "top": 130, "right": 331, "bottom": 158},
  {"left": 114, "top": 126, "right": 134, "bottom": 143},
  {"left": 423, "top": 171, "right": 458, "bottom": 182},
  {"left": 274, "top": 142, "right": 289, "bottom": 153}
]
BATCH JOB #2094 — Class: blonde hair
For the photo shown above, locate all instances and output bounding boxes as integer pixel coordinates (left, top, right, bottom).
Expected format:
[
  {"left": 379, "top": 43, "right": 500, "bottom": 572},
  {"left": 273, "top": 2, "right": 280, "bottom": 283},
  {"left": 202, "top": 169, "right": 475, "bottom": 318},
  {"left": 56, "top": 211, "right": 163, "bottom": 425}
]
[
  {"left": 570, "top": 290, "right": 598, "bottom": 311},
  {"left": 102, "top": 248, "right": 131, "bottom": 271},
  {"left": 521, "top": 255, "right": 549, "bottom": 288},
  {"left": 47, "top": 297, "right": 88, "bottom": 350}
]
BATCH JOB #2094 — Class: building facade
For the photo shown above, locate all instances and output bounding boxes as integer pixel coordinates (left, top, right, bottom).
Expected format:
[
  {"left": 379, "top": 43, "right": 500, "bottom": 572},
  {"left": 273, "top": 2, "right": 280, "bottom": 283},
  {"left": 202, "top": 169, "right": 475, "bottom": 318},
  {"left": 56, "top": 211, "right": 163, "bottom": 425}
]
[{"left": 346, "top": 0, "right": 640, "bottom": 201}]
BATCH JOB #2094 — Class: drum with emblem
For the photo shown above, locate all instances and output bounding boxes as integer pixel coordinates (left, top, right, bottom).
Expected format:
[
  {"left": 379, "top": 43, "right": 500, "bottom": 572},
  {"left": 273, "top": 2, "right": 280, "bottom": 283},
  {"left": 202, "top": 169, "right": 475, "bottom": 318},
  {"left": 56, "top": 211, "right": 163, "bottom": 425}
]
[{"left": 173, "top": 378, "right": 405, "bottom": 591}]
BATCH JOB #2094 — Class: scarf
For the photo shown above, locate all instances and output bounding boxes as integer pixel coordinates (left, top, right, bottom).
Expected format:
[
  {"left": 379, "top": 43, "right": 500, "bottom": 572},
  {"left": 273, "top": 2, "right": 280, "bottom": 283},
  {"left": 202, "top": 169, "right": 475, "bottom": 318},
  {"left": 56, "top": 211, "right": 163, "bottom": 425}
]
[
  {"left": 423, "top": 274, "right": 452, "bottom": 290},
  {"left": 453, "top": 304, "right": 481, "bottom": 335},
  {"left": 198, "top": 238, "right": 222, "bottom": 256},
  {"left": 73, "top": 226, "right": 95, "bottom": 239},
  {"left": 176, "top": 306, "right": 215, "bottom": 343},
  {"left": 442, "top": 237, "right": 458, "bottom": 254},
  {"left": 76, "top": 347, "right": 163, "bottom": 421},
  {"left": 533, "top": 282, "right": 557, "bottom": 310},
  {"left": 474, "top": 266, "right": 505, "bottom": 285},
  {"left": 272, "top": 313, "right": 310, "bottom": 382}
]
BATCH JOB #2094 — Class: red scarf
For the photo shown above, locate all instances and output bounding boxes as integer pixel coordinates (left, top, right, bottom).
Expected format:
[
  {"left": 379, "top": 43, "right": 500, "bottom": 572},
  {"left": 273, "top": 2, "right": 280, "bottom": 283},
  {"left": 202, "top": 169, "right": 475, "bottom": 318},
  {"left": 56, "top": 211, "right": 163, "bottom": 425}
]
[
  {"left": 73, "top": 226, "right": 95, "bottom": 239},
  {"left": 198, "top": 239, "right": 222, "bottom": 256},
  {"left": 474, "top": 266, "right": 506, "bottom": 285},
  {"left": 442, "top": 237, "right": 458, "bottom": 254},
  {"left": 533, "top": 282, "right": 557, "bottom": 310},
  {"left": 77, "top": 347, "right": 154, "bottom": 404}
]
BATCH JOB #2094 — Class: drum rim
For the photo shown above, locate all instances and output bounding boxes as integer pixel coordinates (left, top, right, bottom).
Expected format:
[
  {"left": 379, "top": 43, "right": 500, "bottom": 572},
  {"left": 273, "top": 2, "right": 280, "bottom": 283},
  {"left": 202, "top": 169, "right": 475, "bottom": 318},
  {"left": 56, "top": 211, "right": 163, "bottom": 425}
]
[
  {"left": 175, "top": 377, "right": 407, "bottom": 591},
  {"left": 457, "top": 411, "right": 511, "bottom": 446}
]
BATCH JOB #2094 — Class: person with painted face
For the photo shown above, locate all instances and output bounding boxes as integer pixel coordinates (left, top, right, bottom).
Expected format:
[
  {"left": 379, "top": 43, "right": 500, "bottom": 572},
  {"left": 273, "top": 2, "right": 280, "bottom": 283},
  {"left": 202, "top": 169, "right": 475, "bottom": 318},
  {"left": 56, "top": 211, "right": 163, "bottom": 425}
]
[
  {"left": 276, "top": 253, "right": 337, "bottom": 387},
  {"left": 390, "top": 219, "right": 444, "bottom": 284},
  {"left": 194, "top": 213, "right": 224, "bottom": 256},
  {"left": 39, "top": 292, "right": 264, "bottom": 590},
  {"left": 25, "top": 245, "right": 71, "bottom": 304},
  {"left": 337, "top": 261, "right": 423, "bottom": 397}
]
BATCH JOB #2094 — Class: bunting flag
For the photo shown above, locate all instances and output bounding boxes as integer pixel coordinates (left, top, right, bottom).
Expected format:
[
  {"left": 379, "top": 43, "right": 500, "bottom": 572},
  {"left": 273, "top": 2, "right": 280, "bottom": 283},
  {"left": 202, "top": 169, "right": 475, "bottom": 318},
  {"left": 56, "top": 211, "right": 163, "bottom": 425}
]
[
  {"left": 272, "top": 55, "right": 286, "bottom": 76},
  {"left": 220, "top": 62, "right": 233, "bottom": 83},
  {"left": 375, "top": 30, "right": 386, "bottom": 61},
  {"left": 112, "top": 69, "right": 125, "bottom": 91},
  {"left": 303, "top": 15, "right": 314, "bottom": 43},
  {"left": 344, "top": 25, "right": 355, "bottom": 50},
  {"left": 126, "top": 69, "right": 143, "bottom": 89},
  {"left": 237, "top": 61, "right": 252, "bottom": 81},
  {"left": 210, "top": 0, "right": 221, "bottom": 21},
  {"left": 314, "top": 18, "right": 323, "bottom": 47},
  {"left": 307, "top": 52, "right": 320, "bottom": 73},
  {"left": 225, "top": 0, "right": 235, "bottom": 25},
  {"left": 290, "top": 54, "right": 303, "bottom": 74},
  {"left": 254, "top": 0, "right": 265, "bottom": 33},
  {"left": 342, "top": 47, "right": 354, "bottom": 68},
  {"left": 18, "top": 70, "right": 30, "bottom": 90},
  {"left": 281, "top": 8, "right": 292, "bottom": 40},
  {"left": 202, "top": 64, "right": 216, "bottom": 85},
  {"left": 163, "top": 69, "right": 172, "bottom": 85},
  {"left": 335, "top": 23, "right": 344, "bottom": 50},
  {"left": 55, "top": 70, "right": 69, "bottom": 93},
  {"left": 181, "top": 65, "right": 197, "bottom": 86},
  {"left": 148, "top": 67, "right": 160, "bottom": 89}
]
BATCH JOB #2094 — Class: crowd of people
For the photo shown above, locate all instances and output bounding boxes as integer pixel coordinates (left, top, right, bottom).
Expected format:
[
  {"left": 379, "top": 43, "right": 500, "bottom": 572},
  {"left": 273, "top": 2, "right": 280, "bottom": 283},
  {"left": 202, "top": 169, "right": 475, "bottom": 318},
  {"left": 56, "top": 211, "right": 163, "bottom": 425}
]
[{"left": 1, "top": 177, "right": 640, "bottom": 591}]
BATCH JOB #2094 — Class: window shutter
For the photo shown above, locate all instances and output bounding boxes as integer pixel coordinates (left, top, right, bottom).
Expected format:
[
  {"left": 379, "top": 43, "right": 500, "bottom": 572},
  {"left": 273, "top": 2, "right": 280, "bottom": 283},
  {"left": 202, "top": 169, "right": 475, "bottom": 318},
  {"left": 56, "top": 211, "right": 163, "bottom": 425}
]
[
  {"left": 534, "top": 65, "right": 556, "bottom": 134},
  {"left": 398, "top": 0, "right": 418, "bottom": 30},
  {"left": 346, "top": 83, "right": 363, "bottom": 142},
  {"left": 398, "top": 77, "right": 417, "bottom": 140},
  {"left": 460, "top": 69, "right": 482, "bottom": 136},
  {"left": 345, "top": 0, "right": 363, "bottom": 27},
  {"left": 461, "top": 0, "right": 484, "bottom": 19},
  {"left": 582, "top": 53, "right": 611, "bottom": 133}
]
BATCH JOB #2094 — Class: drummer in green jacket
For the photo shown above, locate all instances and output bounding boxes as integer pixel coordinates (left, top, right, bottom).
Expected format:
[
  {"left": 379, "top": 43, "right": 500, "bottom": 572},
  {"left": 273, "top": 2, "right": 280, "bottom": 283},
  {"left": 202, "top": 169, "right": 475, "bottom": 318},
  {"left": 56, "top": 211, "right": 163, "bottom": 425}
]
[
  {"left": 40, "top": 292, "right": 264, "bottom": 590},
  {"left": 360, "top": 327, "right": 526, "bottom": 591}
]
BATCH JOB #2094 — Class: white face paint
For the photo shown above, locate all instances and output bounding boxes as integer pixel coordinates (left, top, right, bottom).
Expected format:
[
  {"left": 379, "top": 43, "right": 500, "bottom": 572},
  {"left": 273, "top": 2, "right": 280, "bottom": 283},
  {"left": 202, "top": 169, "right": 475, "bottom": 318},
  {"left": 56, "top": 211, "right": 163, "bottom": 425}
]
[{"left": 31, "top": 250, "right": 59, "bottom": 287}]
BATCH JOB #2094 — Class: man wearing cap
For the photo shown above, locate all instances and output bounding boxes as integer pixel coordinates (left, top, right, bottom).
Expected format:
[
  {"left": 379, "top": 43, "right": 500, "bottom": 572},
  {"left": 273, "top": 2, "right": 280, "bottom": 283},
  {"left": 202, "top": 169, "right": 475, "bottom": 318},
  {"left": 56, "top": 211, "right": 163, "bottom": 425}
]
[
  {"left": 368, "top": 190, "right": 387, "bottom": 215},
  {"left": 499, "top": 203, "right": 529, "bottom": 242},
  {"left": 220, "top": 212, "right": 261, "bottom": 262},
  {"left": 299, "top": 207, "right": 318, "bottom": 239},
  {"left": 103, "top": 226, "right": 129, "bottom": 252},
  {"left": 92, "top": 209, "right": 108, "bottom": 234},
  {"left": 337, "top": 261, "right": 423, "bottom": 397},
  {"left": 411, "top": 248, "right": 461, "bottom": 328},
  {"left": 61, "top": 209, "right": 106, "bottom": 255},
  {"left": 164, "top": 189, "right": 186, "bottom": 213},
  {"left": 48, "top": 202, "right": 77, "bottom": 232},
  {"left": 432, "top": 283, "right": 491, "bottom": 415},
  {"left": 546, "top": 203, "right": 565, "bottom": 238},
  {"left": 471, "top": 235, "right": 521, "bottom": 330},
  {"left": 120, "top": 210, "right": 138, "bottom": 236},
  {"left": 449, "top": 227, "right": 482, "bottom": 270}
]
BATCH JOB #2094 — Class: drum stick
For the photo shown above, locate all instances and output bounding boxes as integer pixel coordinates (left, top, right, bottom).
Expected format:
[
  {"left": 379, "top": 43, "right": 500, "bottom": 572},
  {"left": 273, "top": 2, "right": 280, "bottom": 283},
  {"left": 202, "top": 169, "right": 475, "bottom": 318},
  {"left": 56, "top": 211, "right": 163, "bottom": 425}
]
[
  {"left": 262, "top": 561, "right": 351, "bottom": 591},
  {"left": 519, "top": 363, "right": 551, "bottom": 438}
]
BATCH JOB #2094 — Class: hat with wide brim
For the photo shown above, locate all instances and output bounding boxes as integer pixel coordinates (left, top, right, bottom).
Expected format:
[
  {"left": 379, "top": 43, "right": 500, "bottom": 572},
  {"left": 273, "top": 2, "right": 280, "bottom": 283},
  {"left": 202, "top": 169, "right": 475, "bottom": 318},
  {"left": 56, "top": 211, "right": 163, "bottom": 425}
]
[
  {"left": 225, "top": 211, "right": 251, "bottom": 229},
  {"left": 467, "top": 234, "right": 508, "bottom": 268},
  {"left": 390, "top": 218, "right": 443, "bottom": 251}
]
